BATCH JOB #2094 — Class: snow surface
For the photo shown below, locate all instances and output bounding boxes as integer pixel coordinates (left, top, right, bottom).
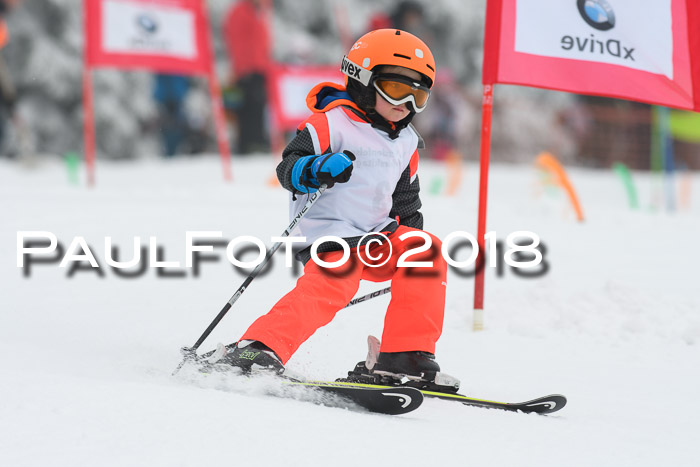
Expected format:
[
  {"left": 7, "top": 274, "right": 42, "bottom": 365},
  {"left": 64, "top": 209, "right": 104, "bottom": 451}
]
[{"left": 1, "top": 155, "right": 699, "bottom": 466}]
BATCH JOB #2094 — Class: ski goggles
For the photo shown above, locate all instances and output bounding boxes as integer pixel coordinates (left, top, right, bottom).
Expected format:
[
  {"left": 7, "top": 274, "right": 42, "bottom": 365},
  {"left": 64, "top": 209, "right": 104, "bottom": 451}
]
[{"left": 373, "top": 74, "right": 431, "bottom": 113}]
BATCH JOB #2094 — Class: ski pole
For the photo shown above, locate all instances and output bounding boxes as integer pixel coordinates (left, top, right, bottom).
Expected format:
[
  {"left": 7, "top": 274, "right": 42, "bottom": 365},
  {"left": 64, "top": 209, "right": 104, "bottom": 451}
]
[
  {"left": 344, "top": 287, "right": 391, "bottom": 308},
  {"left": 172, "top": 184, "right": 328, "bottom": 375}
]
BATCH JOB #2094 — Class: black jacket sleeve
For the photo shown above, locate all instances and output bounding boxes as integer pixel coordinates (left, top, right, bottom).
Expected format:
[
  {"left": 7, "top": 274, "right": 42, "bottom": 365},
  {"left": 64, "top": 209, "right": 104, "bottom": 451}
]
[
  {"left": 389, "top": 165, "right": 423, "bottom": 230},
  {"left": 276, "top": 128, "right": 317, "bottom": 193}
]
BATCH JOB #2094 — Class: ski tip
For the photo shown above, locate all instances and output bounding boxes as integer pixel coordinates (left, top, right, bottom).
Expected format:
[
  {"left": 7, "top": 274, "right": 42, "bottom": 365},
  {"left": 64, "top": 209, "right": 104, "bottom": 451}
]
[{"left": 521, "top": 394, "right": 567, "bottom": 414}]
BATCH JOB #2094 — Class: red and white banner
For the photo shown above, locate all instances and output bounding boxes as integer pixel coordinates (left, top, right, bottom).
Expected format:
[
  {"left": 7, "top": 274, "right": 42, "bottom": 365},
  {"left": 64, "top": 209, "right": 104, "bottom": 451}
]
[
  {"left": 483, "top": 0, "right": 700, "bottom": 110},
  {"left": 83, "top": 0, "right": 232, "bottom": 184},
  {"left": 85, "top": 0, "right": 211, "bottom": 74},
  {"left": 267, "top": 64, "right": 345, "bottom": 131}
]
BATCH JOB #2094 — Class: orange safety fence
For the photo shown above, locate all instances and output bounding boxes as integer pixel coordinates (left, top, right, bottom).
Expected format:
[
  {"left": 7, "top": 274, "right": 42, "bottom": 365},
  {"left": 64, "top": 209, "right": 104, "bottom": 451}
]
[
  {"left": 535, "top": 152, "right": 585, "bottom": 222},
  {"left": 445, "top": 148, "right": 464, "bottom": 196}
]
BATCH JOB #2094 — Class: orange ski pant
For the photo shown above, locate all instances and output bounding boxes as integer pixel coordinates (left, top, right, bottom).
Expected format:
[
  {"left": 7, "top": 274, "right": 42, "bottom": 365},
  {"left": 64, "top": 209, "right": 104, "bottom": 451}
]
[{"left": 240, "top": 226, "right": 447, "bottom": 364}]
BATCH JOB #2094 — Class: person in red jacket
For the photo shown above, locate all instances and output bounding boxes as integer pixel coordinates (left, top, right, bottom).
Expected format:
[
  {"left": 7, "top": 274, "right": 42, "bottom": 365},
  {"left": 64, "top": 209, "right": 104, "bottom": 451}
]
[
  {"left": 0, "top": 0, "right": 19, "bottom": 152},
  {"left": 212, "top": 29, "right": 457, "bottom": 390},
  {"left": 223, "top": 0, "right": 271, "bottom": 154}
]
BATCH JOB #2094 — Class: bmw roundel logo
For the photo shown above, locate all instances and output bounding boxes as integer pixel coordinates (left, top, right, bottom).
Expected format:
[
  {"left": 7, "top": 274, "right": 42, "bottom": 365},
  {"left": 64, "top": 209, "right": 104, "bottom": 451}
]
[
  {"left": 136, "top": 14, "right": 158, "bottom": 35},
  {"left": 577, "top": 0, "right": 615, "bottom": 31}
]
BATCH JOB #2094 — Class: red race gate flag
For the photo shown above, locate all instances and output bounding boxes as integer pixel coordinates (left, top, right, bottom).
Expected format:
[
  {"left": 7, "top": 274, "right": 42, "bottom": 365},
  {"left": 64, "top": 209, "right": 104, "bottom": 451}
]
[
  {"left": 267, "top": 64, "right": 345, "bottom": 132},
  {"left": 83, "top": 0, "right": 231, "bottom": 185},
  {"left": 483, "top": 0, "right": 700, "bottom": 109},
  {"left": 472, "top": 0, "right": 700, "bottom": 330}
]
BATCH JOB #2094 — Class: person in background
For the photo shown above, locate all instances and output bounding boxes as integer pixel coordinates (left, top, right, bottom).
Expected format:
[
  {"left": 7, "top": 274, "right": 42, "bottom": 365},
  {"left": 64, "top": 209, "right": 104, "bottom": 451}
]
[
  {"left": 223, "top": 0, "right": 271, "bottom": 155},
  {"left": 390, "top": 0, "right": 425, "bottom": 33},
  {"left": 153, "top": 73, "right": 192, "bottom": 157},
  {"left": 366, "top": 10, "right": 392, "bottom": 31},
  {"left": 367, "top": 1, "right": 425, "bottom": 35},
  {"left": 365, "top": 1, "right": 466, "bottom": 160},
  {"left": 0, "top": 0, "right": 18, "bottom": 153}
]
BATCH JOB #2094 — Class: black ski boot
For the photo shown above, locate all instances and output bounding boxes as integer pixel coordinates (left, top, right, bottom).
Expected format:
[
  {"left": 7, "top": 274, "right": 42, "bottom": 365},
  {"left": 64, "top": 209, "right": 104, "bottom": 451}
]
[
  {"left": 339, "top": 336, "right": 460, "bottom": 393},
  {"left": 215, "top": 341, "right": 285, "bottom": 374},
  {"left": 373, "top": 350, "right": 441, "bottom": 380}
]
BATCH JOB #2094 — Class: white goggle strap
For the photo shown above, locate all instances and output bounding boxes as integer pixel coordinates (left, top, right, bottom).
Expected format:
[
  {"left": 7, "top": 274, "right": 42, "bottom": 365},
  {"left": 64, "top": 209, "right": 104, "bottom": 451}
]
[
  {"left": 340, "top": 56, "right": 372, "bottom": 86},
  {"left": 373, "top": 82, "right": 428, "bottom": 113}
]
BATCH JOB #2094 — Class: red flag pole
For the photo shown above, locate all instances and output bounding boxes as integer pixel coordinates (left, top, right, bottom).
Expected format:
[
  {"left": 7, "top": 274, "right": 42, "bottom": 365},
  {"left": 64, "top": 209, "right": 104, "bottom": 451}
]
[
  {"left": 82, "top": 0, "right": 96, "bottom": 189},
  {"left": 201, "top": 3, "right": 232, "bottom": 181},
  {"left": 207, "top": 70, "right": 233, "bottom": 181},
  {"left": 473, "top": 83, "right": 494, "bottom": 331},
  {"left": 82, "top": 68, "right": 96, "bottom": 187}
]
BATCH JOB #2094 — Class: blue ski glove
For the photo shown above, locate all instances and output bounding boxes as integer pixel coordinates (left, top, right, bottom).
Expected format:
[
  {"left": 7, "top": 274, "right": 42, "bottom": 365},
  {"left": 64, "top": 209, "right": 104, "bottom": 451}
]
[{"left": 291, "top": 150, "right": 356, "bottom": 193}]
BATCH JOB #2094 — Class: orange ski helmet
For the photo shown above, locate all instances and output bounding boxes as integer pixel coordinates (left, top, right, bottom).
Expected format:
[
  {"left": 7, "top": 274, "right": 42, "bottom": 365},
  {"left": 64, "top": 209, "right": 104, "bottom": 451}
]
[{"left": 341, "top": 29, "right": 436, "bottom": 88}]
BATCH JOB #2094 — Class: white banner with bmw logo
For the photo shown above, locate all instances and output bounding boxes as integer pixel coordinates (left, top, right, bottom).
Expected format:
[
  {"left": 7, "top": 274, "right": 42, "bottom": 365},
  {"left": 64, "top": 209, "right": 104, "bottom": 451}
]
[
  {"left": 515, "top": 0, "right": 673, "bottom": 79},
  {"left": 483, "top": 0, "right": 700, "bottom": 110},
  {"left": 102, "top": 0, "right": 197, "bottom": 58}
]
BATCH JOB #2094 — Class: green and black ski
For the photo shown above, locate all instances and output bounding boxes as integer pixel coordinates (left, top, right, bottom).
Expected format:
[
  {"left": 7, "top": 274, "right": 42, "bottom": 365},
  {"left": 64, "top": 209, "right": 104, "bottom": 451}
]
[
  {"left": 179, "top": 348, "right": 423, "bottom": 415},
  {"left": 418, "top": 389, "right": 566, "bottom": 414},
  {"left": 182, "top": 344, "right": 564, "bottom": 416},
  {"left": 321, "top": 380, "right": 566, "bottom": 415}
]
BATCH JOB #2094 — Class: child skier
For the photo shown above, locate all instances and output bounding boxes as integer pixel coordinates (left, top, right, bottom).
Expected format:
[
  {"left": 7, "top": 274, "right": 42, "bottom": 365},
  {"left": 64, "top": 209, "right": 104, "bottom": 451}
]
[{"left": 218, "top": 29, "right": 451, "bottom": 386}]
